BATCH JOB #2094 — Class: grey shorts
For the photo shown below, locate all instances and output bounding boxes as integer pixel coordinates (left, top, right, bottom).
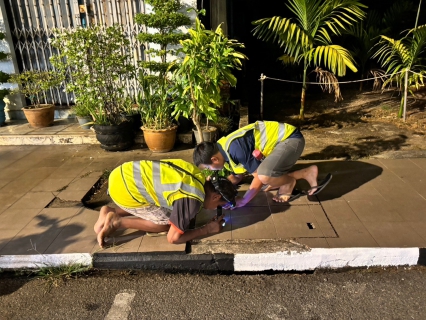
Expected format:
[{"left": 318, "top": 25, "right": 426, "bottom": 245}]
[{"left": 257, "top": 136, "right": 305, "bottom": 177}]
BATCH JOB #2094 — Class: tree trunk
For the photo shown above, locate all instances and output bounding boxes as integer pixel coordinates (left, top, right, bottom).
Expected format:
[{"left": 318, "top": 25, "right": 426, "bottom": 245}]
[
  {"left": 192, "top": 109, "right": 203, "bottom": 143},
  {"left": 300, "top": 87, "right": 306, "bottom": 121},
  {"left": 300, "top": 63, "right": 308, "bottom": 121}
]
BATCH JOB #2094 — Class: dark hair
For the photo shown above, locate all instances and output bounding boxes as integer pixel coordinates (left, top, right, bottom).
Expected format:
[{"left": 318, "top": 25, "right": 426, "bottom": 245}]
[
  {"left": 193, "top": 142, "right": 219, "bottom": 167},
  {"left": 205, "top": 177, "right": 238, "bottom": 206}
]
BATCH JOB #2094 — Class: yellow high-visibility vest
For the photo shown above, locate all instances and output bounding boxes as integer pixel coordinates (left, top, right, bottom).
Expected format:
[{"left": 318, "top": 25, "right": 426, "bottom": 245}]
[
  {"left": 108, "top": 159, "right": 206, "bottom": 209},
  {"left": 217, "top": 121, "right": 297, "bottom": 174}
]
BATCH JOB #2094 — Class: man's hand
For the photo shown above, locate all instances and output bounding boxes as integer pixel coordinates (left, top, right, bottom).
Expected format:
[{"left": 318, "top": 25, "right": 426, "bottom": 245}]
[
  {"left": 223, "top": 196, "right": 246, "bottom": 210},
  {"left": 205, "top": 214, "right": 225, "bottom": 234},
  {"left": 227, "top": 174, "right": 244, "bottom": 185}
]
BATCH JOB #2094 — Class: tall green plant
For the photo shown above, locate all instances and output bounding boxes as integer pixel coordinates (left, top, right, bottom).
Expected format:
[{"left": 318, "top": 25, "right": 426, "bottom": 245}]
[
  {"left": 0, "top": 32, "right": 10, "bottom": 101},
  {"left": 252, "top": 0, "right": 366, "bottom": 120},
  {"left": 135, "top": 0, "right": 191, "bottom": 83},
  {"left": 171, "top": 14, "right": 247, "bottom": 142},
  {"left": 135, "top": 0, "right": 191, "bottom": 130},
  {"left": 50, "top": 25, "right": 135, "bottom": 125},
  {"left": 137, "top": 72, "right": 174, "bottom": 130},
  {"left": 135, "top": 0, "right": 190, "bottom": 130},
  {"left": 373, "top": 25, "right": 426, "bottom": 118}
]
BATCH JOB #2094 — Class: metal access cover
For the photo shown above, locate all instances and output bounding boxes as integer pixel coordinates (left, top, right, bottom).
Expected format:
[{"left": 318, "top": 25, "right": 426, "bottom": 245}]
[{"left": 269, "top": 203, "right": 337, "bottom": 238}]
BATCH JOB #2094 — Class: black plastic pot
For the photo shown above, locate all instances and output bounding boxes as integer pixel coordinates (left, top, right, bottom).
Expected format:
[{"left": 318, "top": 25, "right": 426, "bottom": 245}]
[{"left": 93, "top": 121, "right": 134, "bottom": 151}]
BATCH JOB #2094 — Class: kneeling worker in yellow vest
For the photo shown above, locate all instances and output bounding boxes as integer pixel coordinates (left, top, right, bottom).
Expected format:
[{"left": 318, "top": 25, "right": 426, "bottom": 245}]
[
  {"left": 95, "top": 159, "right": 237, "bottom": 248},
  {"left": 193, "top": 121, "right": 332, "bottom": 208}
]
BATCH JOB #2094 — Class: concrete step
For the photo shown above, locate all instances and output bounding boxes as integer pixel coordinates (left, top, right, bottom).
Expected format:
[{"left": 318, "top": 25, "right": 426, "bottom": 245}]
[{"left": 0, "top": 119, "right": 194, "bottom": 146}]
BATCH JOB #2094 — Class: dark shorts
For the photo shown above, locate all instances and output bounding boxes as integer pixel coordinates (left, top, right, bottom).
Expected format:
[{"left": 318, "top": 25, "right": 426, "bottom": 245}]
[{"left": 257, "top": 136, "right": 305, "bottom": 177}]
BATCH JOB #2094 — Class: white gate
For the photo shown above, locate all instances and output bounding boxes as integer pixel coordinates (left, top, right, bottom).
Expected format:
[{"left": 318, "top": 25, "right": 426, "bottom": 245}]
[{"left": 5, "top": 0, "right": 146, "bottom": 106}]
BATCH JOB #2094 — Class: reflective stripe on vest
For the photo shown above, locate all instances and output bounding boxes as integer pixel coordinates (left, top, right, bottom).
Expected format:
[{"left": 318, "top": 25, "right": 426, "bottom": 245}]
[
  {"left": 132, "top": 160, "right": 205, "bottom": 210},
  {"left": 218, "top": 121, "right": 296, "bottom": 173}
]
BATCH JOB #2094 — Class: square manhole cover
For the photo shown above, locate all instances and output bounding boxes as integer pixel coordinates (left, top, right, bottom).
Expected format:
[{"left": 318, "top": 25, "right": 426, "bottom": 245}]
[{"left": 270, "top": 204, "right": 337, "bottom": 238}]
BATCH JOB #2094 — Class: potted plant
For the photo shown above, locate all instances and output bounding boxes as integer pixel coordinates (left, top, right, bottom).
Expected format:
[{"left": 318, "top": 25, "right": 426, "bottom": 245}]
[
  {"left": 8, "top": 70, "right": 62, "bottom": 128},
  {"left": 137, "top": 73, "right": 177, "bottom": 152},
  {"left": 135, "top": 0, "right": 191, "bottom": 152},
  {"left": 0, "top": 31, "right": 11, "bottom": 127},
  {"left": 171, "top": 12, "right": 247, "bottom": 143},
  {"left": 50, "top": 25, "right": 136, "bottom": 151},
  {"left": 72, "top": 100, "right": 95, "bottom": 130}
]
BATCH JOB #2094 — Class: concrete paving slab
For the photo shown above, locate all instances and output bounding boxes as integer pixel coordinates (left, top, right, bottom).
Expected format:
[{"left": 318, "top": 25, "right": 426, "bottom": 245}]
[
  {"left": 1, "top": 178, "right": 46, "bottom": 194},
  {"left": 139, "top": 235, "right": 186, "bottom": 253},
  {"left": 31, "top": 177, "right": 75, "bottom": 192},
  {"left": 362, "top": 221, "right": 426, "bottom": 247},
  {"left": 0, "top": 178, "right": 12, "bottom": 189},
  {"left": 348, "top": 199, "right": 404, "bottom": 222},
  {"left": 326, "top": 220, "right": 380, "bottom": 248},
  {"left": 0, "top": 208, "right": 80, "bottom": 255},
  {"left": 231, "top": 207, "right": 277, "bottom": 240},
  {"left": 0, "top": 193, "right": 25, "bottom": 214},
  {"left": 100, "top": 230, "right": 144, "bottom": 254},
  {"left": 271, "top": 205, "right": 330, "bottom": 238},
  {"left": 9, "top": 192, "right": 55, "bottom": 210},
  {"left": 44, "top": 208, "right": 98, "bottom": 254}
]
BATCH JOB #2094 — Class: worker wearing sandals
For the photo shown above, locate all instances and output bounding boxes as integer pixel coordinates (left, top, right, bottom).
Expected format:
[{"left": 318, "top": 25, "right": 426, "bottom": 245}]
[
  {"left": 94, "top": 159, "right": 237, "bottom": 248},
  {"left": 193, "top": 121, "right": 332, "bottom": 209}
]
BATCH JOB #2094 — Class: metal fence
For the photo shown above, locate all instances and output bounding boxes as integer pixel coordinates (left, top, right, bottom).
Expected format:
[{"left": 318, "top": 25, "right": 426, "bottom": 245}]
[{"left": 5, "top": 0, "right": 146, "bottom": 106}]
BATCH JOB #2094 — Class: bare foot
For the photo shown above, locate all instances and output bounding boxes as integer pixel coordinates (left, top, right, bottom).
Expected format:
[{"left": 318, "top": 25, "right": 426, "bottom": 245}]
[
  {"left": 263, "top": 185, "right": 279, "bottom": 192},
  {"left": 94, "top": 206, "right": 113, "bottom": 234},
  {"left": 272, "top": 179, "right": 296, "bottom": 202},
  {"left": 97, "top": 212, "right": 121, "bottom": 248},
  {"left": 304, "top": 165, "right": 319, "bottom": 195}
]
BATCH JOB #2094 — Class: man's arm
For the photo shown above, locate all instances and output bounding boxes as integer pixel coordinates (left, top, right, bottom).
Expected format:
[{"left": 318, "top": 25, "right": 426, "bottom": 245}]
[
  {"left": 234, "top": 171, "right": 263, "bottom": 208},
  {"left": 227, "top": 173, "right": 244, "bottom": 185},
  {"left": 167, "top": 215, "right": 224, "bottom": 244}
]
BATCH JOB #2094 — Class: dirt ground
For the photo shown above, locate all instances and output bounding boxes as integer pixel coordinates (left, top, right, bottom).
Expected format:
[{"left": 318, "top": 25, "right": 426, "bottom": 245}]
[{"left": 259, "top": 87, "right": 426, "bottom": 160}]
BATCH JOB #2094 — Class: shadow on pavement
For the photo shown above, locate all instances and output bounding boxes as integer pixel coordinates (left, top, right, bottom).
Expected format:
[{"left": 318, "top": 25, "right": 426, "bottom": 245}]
[
  {"left": 292, "top": 160, "right": 383, "bottom": 201},
  {"left": 0, "top": 214, "right": 84, "bottom": 255}
]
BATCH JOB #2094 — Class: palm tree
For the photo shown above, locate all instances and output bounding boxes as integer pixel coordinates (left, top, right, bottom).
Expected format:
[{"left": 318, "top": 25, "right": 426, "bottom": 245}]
[
  {"left": 252, "top": 0, "right": 366, "bottom": 120},
  {"left": 373, "top": 25, "right": 426, "bottom": 118},
  {"left": 345, "top": 1, "right": 413, "bottom": 91}
]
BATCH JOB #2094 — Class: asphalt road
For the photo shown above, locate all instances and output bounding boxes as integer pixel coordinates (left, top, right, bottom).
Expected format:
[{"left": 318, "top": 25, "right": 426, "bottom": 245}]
[{"left": 1, "top": 267, "right": 426, "bottom": 320}]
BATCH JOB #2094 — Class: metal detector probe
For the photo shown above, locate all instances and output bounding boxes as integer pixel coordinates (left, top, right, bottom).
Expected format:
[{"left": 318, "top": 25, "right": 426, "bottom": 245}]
[{"left": 217, "top": 206, "right": 225, "bottom": 227}]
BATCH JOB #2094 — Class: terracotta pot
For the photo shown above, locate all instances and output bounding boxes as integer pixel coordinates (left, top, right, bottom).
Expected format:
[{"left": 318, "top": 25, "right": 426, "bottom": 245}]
[
  {"left": 142, "top": 125, "right": 178, "bottom": 153},
  {"left": 22, "top": 104, "right": 55, "bottom": 128}
]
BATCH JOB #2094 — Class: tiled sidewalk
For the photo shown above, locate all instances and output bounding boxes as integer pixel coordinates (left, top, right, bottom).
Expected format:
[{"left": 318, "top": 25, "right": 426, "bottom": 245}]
[{"left": 1, "top": 140, "right": 426, "bottom": 258}]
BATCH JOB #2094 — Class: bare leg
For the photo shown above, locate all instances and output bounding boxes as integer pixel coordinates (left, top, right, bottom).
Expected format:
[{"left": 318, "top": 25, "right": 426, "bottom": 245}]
[
  {"left": 94, "top": 205, "right": 131, "bottom": 234},
  {"left": 97, "top": 211, "right": 170, "bottom": 248},
  {"left": 288, "top": 165, "right": 318, "bottom": 195},
  {"left": 258, "top": 165, "right": 318, "bottom": 201}
]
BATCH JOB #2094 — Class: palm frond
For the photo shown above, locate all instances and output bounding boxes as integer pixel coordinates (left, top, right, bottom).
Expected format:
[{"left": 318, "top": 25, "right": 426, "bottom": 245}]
[
  {"left": 369, "top": 69, "right": 387, "bottom": 91},
  {"left": 308, "top": 44, "right": 357, "bottom": 76},
  {"left": 252, "top": 16, "right": 311, "bottom": 57},
  {"left": 310, "top": 67, "right": 342, "bottom": 102},
  {"left": 278, "top": 54, "right": 297, "bottom": 65}
]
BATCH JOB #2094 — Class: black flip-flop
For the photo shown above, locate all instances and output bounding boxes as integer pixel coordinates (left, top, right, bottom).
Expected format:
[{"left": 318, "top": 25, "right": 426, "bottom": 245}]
[
  {"left": 303, "top": 173, "right": 332, "bottom": 196},
  {"left": 273, "top": 189, "right": 303, "bottom": 203}
]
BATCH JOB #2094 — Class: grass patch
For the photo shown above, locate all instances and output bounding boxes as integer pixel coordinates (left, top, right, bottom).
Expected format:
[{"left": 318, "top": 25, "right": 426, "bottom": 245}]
[{"left": 27, "top": 263, "right": 92, "bottom": 292}]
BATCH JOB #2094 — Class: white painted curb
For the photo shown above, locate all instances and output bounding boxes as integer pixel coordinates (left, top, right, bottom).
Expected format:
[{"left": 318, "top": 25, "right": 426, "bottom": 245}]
[
  {"left": 0, "top": 253, "right": 92, "bottom": 269},
  {"left": 234, "top": 248, "right": 420, "bottom": 272}
]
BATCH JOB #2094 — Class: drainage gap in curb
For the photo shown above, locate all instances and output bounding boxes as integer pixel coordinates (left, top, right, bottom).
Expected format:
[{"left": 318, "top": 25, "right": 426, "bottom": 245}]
[{"left": 82, "top": 170, "right": 112, "bottom": 210}]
